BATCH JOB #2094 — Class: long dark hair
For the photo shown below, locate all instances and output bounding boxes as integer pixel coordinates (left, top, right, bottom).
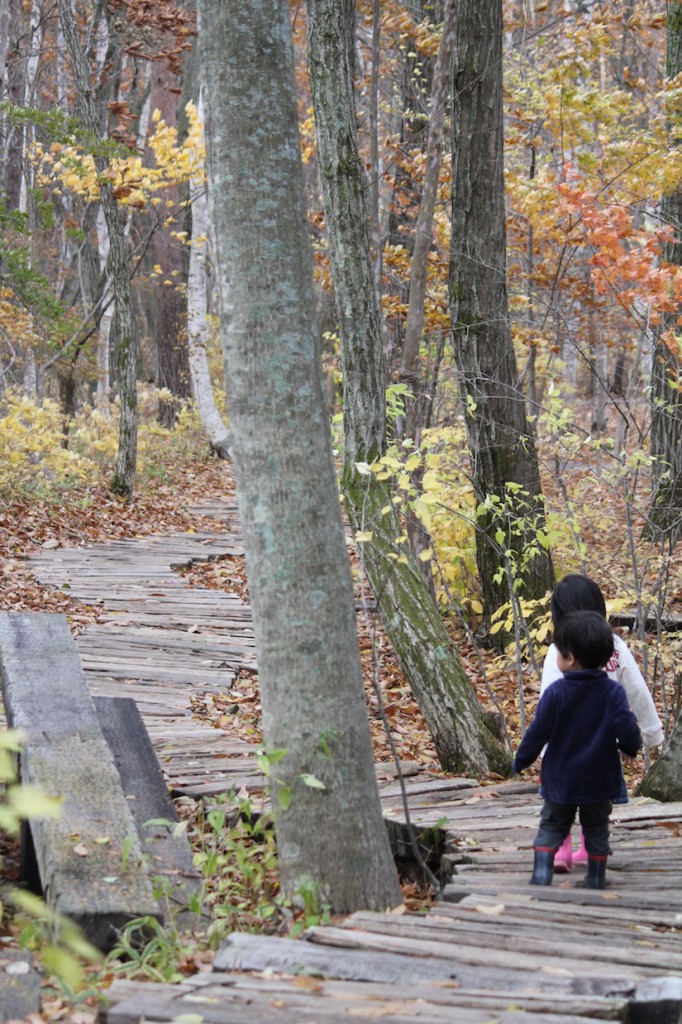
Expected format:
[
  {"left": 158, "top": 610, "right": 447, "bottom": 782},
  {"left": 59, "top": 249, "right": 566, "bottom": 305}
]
[{"left": 551, "top": 574, "right": 607, "bottom": 629}]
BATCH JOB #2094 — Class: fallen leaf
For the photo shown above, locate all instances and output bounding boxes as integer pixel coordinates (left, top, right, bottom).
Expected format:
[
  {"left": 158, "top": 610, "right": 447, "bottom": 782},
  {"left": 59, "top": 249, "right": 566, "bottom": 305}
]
[
  {"left": 290, "top": 976, "right": 324, "bottom": 993},
  {"left": 474, "top": 903, "right": 506, "bottom": 916},
  {"left": 346, "top": 1004, "right": 406, "bottom": 1018}
]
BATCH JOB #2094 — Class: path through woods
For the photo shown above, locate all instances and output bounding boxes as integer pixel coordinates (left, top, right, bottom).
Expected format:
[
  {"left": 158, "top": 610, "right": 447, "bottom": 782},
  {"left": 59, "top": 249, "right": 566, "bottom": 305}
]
[{"left": 26, "top": 501, "right": 682, "bottom": 1024}]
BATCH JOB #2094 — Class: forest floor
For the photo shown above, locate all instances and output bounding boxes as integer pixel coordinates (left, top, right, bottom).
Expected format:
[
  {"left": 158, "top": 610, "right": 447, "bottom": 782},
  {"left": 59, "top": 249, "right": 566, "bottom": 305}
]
[
  {"left": 0, "top": 449, "right": 679, "bottom": 1021},
  {"left": 2, "top": 452, "right": 673, "bottom": 782}
]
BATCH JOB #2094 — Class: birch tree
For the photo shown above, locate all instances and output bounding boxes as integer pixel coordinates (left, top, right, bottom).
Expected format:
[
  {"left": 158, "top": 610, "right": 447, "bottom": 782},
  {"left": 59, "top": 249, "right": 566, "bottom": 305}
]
[
  {"left": 56, "top": 0, "right": 139, "bottom": 498},
  {"left": 197, "top": 0, "right": 402, "bottom": 913},
  {"left": 186, "top": 96, "right": 230, "bottom": 460}
]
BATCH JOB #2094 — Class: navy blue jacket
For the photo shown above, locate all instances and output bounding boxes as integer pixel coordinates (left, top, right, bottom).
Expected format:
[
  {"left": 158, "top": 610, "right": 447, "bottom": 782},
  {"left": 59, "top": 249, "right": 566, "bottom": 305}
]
[{"left": 512, "top": 669, "right": 642, "bottom": 804}]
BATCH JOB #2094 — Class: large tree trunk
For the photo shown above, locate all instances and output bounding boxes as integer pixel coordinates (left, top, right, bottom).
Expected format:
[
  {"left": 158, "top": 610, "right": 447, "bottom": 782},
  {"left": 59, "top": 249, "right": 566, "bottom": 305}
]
[
  {"left": 400, "top": 0, "right": 456, "bottom": 446},
  {"left": 57, "top": 0, "right": 139, "bottom": 499},
  {"left": 449, "top": 0, "right": 554, "bottom": 618},
  {"left": 398, "top": 0, "right": 456, "bottom": 593},
  {"left": 637, "top": 712, "right": 682, "bottom": 801},
  {"left": 198, "top": 0, "right": 401, "bottom": 914},
  {"left": 648, "top": 0, "right": 682, "bottom": 545},
  {"left": 384, "top": 0, "right": 436, "bottom": 375},
  {"left": 307, "top": 0, "right": 509, "bottom": 776}
]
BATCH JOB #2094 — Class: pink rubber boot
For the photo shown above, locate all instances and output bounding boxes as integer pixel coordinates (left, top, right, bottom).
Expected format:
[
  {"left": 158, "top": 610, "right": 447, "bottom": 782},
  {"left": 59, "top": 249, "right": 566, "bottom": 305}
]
[
  {"left": 553, "top": 832, "right": 573, "bottom": 873},
  {"left": 573, "top": 828, "right": 588, "bottom": 865}
]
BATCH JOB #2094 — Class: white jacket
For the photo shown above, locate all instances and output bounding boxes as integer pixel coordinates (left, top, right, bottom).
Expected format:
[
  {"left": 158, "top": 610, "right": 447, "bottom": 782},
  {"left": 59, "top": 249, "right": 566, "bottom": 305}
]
[{"left": 541, "top": 634, "right": 664, "bottom": 748}]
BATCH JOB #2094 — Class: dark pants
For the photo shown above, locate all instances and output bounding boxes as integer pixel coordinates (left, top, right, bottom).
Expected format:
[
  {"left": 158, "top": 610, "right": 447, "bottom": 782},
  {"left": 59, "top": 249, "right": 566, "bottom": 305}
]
[{"left": 534, "top": 799, "right": 612, "bottom": 857}]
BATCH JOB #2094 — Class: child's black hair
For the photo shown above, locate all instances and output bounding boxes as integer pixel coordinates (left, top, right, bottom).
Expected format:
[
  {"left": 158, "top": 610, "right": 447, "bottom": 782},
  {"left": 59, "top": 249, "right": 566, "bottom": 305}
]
[
  {"left": 554, "top": 610, "right": 614, "bottom": 670},
  {"left": 551, "top": 574, "right": 607, "bottom": 628}
]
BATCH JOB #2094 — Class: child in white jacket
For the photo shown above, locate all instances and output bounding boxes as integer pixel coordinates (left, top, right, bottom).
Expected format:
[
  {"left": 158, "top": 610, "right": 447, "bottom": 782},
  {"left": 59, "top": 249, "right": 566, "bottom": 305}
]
[{"left": 541, "top": 575, "right": 664, "bottom": 871}]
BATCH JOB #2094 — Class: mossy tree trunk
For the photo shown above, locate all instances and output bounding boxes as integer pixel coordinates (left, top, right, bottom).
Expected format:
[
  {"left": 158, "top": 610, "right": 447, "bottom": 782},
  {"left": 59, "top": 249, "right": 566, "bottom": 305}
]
[
  {"left": 307, "top": 0, "right": 509, "bottom": 776},
  {"left": 57, "top": 0, "right": 139, "bottom": 499},
  {"left": 198, "top": 0, "right": 401, "bottom": 914},
  {"left": 637, "top": 712, "right": 682, "bottom": 801},
  {"left": 648, "top": 0, "right": 682, "bottom": 545},
  {"left": 449, "top": 0, "right": 554, "bottom": 619}
]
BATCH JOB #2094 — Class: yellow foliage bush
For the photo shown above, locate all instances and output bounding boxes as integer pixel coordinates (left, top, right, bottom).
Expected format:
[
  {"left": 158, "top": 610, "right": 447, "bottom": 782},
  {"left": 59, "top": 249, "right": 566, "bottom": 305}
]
[
  {"left": 420, "top": 424, "right": 480, "bottom": 609},
  {"left": 0, "top": 389, "right": 207, "bottom": 498},
  {"left": 0, "top": 391, "right": 95, "bottom": 496}
]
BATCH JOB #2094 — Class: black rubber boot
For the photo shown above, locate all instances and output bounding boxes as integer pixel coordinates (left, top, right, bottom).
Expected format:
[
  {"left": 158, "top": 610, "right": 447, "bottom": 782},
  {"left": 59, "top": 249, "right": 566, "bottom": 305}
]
[
  {"left": 530, "top": 848, "right": 555, "bottom": 886},
  {"left": 585, "top": 855, "right": 607, "bottom": 889}
]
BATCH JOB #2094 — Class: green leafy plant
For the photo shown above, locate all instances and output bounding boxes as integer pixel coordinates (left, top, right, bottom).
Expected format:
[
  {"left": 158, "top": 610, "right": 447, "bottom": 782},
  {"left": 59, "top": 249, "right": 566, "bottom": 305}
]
[
  {"left": 191, "top": 796, "right": 281, "bottom": 948},
  {"left": 13, "top": 890, "right": 101, "bottom": 998},
  {"left": 287, "top": 875, "right": 331, "bottom": 939},
  {"left": 104, "top": 915, "right": 189, "bottom": 984},
  {"left": 1, "top": 728, "right": 101, "bottom": 995}
]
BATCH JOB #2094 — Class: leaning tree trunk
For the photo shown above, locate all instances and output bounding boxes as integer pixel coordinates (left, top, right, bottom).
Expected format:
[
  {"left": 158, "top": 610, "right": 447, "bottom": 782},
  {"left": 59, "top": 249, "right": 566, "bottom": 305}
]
[
  {"left": 307, "top": 0, "right": 509, "bottom": 776},
  {"left": 648, "top": 0, "right": 682, "bottom": 545},
  {"left": 449, "top": 0, "right": 554, "bottom": 618},
  {"left": 637, "top": 712, "right": 682, "bottom": 801},
  {"left": 57, "top": 0, "right": 139, "bottom": 498},
  {"left": 198, "top": 0, "right": 401, "bottom": 914}
]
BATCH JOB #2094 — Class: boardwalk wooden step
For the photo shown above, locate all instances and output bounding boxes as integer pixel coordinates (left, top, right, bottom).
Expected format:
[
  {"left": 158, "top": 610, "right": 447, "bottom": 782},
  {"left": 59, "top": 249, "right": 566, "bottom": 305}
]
[
  {"left": 20, "top": 502, "right": 682, "bottom": 1024},
  {"left": 0, "top": 612, "right": 160, "bottom": 950},
  {"left": 100, "top": 971, "right": 630, "bottom": 1023},
  {"left": 93, "top": 696, "right": 201, "bottom": 917}
]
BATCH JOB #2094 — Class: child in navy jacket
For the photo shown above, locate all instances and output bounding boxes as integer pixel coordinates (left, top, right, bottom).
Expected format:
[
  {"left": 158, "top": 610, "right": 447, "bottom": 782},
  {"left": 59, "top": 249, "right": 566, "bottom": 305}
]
[{"left": 513, "top": 610, "right": 642, "bottom": 889}]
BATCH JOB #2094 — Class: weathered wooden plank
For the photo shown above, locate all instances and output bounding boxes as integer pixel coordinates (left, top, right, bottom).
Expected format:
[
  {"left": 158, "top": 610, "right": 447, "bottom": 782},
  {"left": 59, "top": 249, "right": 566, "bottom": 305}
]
[
  {"left": 204, "top": 970, "right": 630, "bottom": 1020},
  {"left": 303, "top": 923, "right": 664, "bottom": 978},
  {"left": 100, "top": 973, "right": 627, "bottom": 1024},
  {"left": 78, "top": 663, "right": 236, "bottom": 685},
  {"left": 340, "top": 910, "right": 682, "bottom": 971},
  {"left": 0, "top": 612, "right": 160, "bottom": 950},
  {"left": 629, "top": 978, "right": 682, "bottom": 1024},
  {"left": 442, "top": 877, "right": 682, "bottom": 912},
  {"left": 440, "top": 892, "right": 682, "bottom": 932},
  {"left": 93, "top": 696, "right": 201, "bottom": 915},
  {"left": 213, "top": 932, "right": 633, "bottom": 1001}
]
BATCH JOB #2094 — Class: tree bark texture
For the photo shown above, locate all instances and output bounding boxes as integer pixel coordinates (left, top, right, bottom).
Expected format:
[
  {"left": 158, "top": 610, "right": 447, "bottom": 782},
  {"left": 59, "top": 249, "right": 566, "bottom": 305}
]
[
  {"left": 384, "top": 0, "right": 435, "bottom": 374},
  {"left": 145, "top": 56, "right": 191, "bottom": 429},
  {"left": 57, "top": 0, "right": 139, "bottom": 498},
  {"left": 649, "top": 0, "right": 682, "bottom": 544},
  {"left": 307, "top": 0, "right": 508, "bottom": 775},
  {"left": 398, "top": 0, "right": 456, "bottom": 594},
  {"left": 198, "top": 0, "right": 401, "bottom": 914},
  {"left": 637, "top": 712, "right": 682, "bottom": 801},
  {"left": 308, "top": 0, "right": 386, "bottom": 471},
  {"left": 1, "top": 0, "right": 29, "bottom": 210},
  {"left": 400, "top": 0, "right": 456, "bottom": 446},
  {"left": 449, "top": 0, "right": 554, "bottom": 616},
  {"left": 344, "top": 470, "right": 511, "bottom": 776}
]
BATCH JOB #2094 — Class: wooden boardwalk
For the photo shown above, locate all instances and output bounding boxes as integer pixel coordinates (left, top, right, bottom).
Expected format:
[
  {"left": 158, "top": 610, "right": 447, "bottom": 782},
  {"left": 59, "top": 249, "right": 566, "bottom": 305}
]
[{"left": 25, "top": 504, "right": 682, "bottom": 1024}]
